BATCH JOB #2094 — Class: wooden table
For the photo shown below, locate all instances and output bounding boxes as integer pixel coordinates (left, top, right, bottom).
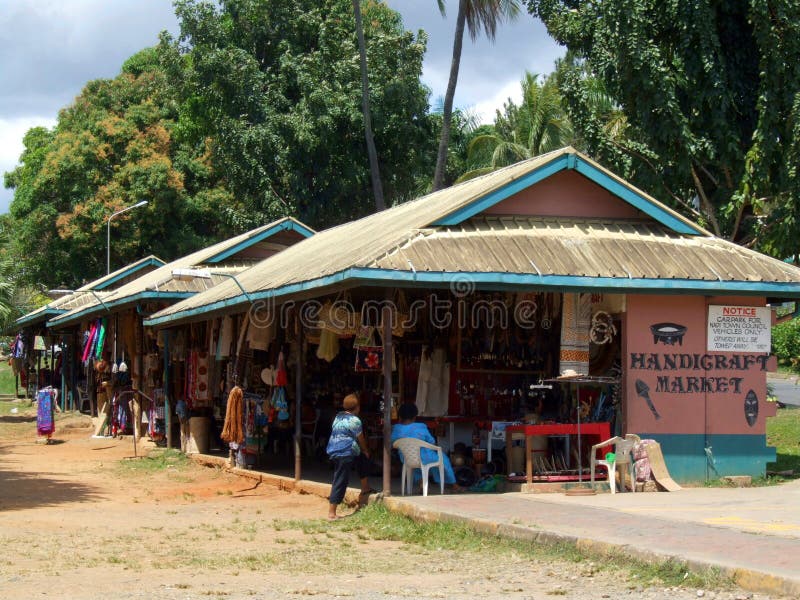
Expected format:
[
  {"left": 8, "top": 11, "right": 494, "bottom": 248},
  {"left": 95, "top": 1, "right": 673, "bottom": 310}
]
[{"left": 505, "top": 422, "right": 612, "bottom": 485}]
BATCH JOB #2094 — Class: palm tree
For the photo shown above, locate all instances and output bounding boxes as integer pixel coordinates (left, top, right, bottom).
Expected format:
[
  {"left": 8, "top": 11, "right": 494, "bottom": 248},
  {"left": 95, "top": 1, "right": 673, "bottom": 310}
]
[
  {"left": 432, "top": 0, "right": 521, "bottom": 191},
  {"left": 457, "top": 72, "right": 574, "bottom": 181},
  {"left": 353, "top": 0, "right": 385, "bottom": 211}
]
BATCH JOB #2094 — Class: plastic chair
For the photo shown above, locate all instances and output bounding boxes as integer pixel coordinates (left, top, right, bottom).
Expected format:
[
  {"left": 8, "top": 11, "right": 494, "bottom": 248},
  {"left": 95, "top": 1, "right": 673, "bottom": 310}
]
[
  {"left": 76, "top": 384, "right": 91, "bottom": 414},
  {"left": 392, "top": 437, "right": 445, "bottom": 496},
  {"left": 300, "top": 408, "right": 320, "bottom": 457},
  {"left": 590, "top": 434, "right": 638, "bottom": 493}
]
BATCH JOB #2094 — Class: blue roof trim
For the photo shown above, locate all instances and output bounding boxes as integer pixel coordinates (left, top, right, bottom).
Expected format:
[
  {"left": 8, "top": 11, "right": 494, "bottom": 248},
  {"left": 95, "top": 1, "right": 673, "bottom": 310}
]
[
  {"left": 432, "top": 155, "right": 570, "bottom": 226},
  {"left": 94, "top": 257, "right": 166, "bottom": 290},
  {"left": 47, "top": 291, "right": 194, "bottom": 328},
  {"left": 143, "top": 268, "right": 800, "bottom": 327},
  {"left": 15, "top": 308, "right": 61, "bottom": 329},
  {"left": 206, "top": 220, "right": 315, "bottom": 264},
  {"left": 573, "top": 158, "right": 701, "bottom": 235}
]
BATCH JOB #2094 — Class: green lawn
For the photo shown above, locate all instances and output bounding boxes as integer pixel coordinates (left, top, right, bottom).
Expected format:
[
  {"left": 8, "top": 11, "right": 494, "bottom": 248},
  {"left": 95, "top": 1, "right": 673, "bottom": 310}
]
[
  {"left": 767, "top": 406, "right": 800, "bottom": 475},
  {"left": 0, "top": 360, "right": 17, "bottom": 396}
]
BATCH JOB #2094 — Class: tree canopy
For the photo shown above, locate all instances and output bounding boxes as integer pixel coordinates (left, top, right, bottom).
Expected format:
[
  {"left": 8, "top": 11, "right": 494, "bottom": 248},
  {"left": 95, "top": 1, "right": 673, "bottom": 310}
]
[
  {"left": 457, "top": 71, "right": 573, "bottom": 181},
  {"left": 528, "top": 0, "right": 800, "bottom": 259},
  {"left": 5, "top": 46, "right": 239, "bottom": 288},
  {"left": 163, "top": 0, "right": 433, "bottom": 227}
]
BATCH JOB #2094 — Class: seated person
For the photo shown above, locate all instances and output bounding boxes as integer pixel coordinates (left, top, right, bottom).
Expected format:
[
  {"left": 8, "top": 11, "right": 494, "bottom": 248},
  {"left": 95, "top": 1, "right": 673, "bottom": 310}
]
[{"left": 390, "top": 402, "right": 462, "bottom": 493}]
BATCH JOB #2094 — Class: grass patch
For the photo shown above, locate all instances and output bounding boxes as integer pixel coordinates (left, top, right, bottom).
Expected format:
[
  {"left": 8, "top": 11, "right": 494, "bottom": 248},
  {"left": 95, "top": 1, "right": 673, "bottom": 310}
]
[
  {"left": 767, "top": 407, "right": 800, "bottom": 476},
  {"left": 115, "top": 448, "right": 189, "bottom": 475},
  {"left": 0, "top": 362, "right": 18, "bottom": 396},
  {"left": 273, "top": 504, "right": 731, "bottom": 591},
  {"left": 0, "top": 399, "right": 32, "bottom": 415}
]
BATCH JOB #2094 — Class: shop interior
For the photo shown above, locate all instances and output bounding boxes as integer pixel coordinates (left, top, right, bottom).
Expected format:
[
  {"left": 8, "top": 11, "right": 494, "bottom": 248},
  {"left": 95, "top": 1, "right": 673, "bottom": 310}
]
[{"left": 70, "top": 289, "right": 624, "bottom": 488}]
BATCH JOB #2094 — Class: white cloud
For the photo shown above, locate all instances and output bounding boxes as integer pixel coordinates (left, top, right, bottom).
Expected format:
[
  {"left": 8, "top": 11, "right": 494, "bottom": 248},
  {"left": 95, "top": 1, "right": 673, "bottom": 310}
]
[
  {"left": 0, "top": 116, "right": 57, "bottom": 213},
  {"left": 469, "top": 79, "right": 524, "bottom": 124}
]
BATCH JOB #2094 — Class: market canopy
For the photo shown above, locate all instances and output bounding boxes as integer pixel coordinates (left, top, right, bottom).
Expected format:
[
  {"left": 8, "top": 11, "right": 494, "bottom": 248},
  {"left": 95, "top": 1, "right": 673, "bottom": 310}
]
[
  {"left": 13, "top": 255, "right": 166, "bottom": 331},
  {"left": 144, "top": 147, "right": 800, "bottom": 328},
  {"left": 48, "top": 217, "right": 314, "bottom": 328}
]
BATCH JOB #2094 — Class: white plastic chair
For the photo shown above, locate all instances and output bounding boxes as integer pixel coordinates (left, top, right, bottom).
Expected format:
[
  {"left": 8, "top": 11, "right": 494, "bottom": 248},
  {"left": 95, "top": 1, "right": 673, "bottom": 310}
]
[
  {"left": 392, "top": 437, "right": 445, "bottom": 496},
  {"left": 590, "top": 434, "right": 639, "bottom": 493},
  {"left": 76, "top": 383, "right": 91, "bottom": 414},
  {"left": 300, "top": 408, "right": 320, "bottom": 457}
]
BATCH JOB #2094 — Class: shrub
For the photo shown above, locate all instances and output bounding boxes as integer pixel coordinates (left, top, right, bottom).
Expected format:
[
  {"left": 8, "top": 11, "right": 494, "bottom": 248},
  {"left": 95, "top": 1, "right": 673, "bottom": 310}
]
[{"left": 772, "top": 318, "right": 800, "bottom": 368}]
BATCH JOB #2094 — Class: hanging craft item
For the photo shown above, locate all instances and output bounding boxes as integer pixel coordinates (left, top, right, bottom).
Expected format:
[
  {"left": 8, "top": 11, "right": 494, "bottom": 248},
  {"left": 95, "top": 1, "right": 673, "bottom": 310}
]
[
  {"left": 274, "top": 351, "right": 288, "bottom": 386},
  {"left": 559, "top": 293, "right": 591, "bottom": 376},
  {"left": 590, "top": 311, "right": 617, "bottom": 345},
  {"left": 268, "top": 350, "right": 290, "bottom": 427},
  {"left": 317, "top": 294, "right": 358, "bottom": 336},
  {"left": 355, "top": 346, "right": 383, "bottom": 372},
  {"left": 353, "top": 324, "right": 375, "bottom": 349}
]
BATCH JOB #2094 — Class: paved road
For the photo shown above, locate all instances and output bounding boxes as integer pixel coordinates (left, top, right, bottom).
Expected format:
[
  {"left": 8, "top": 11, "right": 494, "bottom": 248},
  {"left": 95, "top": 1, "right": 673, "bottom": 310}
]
[{"left": 768, "top": 375, "right": 800, "bottom": 406}]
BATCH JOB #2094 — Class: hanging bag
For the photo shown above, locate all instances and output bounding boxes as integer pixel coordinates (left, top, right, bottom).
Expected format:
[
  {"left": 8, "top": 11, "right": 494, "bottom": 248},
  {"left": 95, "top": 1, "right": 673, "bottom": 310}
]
[{"left": 354, "top": 346, "right": 383, "bottom": 372}]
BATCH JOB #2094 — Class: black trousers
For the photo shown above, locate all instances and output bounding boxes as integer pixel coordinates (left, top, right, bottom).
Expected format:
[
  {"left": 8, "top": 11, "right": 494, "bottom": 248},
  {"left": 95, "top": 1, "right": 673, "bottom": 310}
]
[{"left": 329, "top": 454, "right": 371, "bottom": 505}]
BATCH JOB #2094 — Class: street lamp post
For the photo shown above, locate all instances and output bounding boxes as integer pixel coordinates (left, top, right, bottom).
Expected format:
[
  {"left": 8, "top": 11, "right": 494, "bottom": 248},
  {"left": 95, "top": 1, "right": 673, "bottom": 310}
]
[{"left": 106, "top": 200, "right": 148, "bottom": 274}]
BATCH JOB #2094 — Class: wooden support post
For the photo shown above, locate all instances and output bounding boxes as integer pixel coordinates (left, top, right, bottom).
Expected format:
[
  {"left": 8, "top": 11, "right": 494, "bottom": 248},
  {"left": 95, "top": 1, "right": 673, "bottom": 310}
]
[
  {"left": 382, "top": 301, "right": 393, "bottom": 496},
  {"left": 164, "top": 330, "right": 172, "bottom": 450},
  {"left": 294, "top": 321, "right": 303, "bottom": 481}
]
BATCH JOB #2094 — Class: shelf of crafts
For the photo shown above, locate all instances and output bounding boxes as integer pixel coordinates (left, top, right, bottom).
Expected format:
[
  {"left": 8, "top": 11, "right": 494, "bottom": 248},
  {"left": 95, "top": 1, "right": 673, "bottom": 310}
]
[{"left": 504, "top": 422, "right": 612, "bottom": 486}]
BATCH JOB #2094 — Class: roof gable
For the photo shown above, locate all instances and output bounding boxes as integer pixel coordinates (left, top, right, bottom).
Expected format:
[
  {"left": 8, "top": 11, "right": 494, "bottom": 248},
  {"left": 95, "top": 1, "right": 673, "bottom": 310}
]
[
  {"left": 47, "top": 217, "right": 314, "bottom": 327},
  {"left": 77, "top": 255, "right": 166, "bottom": 291},
  {"left": 431, "top": 150, "right": 704, "bottom": 235}
]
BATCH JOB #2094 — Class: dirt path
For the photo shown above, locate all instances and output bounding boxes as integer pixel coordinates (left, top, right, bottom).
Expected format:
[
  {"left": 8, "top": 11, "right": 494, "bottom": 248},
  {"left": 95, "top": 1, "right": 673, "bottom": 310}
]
[{"left": 0, "top": 410, "right": 782, "bottom": 599}]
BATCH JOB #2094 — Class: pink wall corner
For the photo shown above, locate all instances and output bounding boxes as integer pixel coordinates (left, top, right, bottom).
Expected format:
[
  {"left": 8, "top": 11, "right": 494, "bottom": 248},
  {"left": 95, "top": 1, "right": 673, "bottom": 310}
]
[
  {"left": 624, "top": 294, "right": 769, "bottom": 437},
  {"left": 483, "top": 170, "right": 646, "bottom": 219}
]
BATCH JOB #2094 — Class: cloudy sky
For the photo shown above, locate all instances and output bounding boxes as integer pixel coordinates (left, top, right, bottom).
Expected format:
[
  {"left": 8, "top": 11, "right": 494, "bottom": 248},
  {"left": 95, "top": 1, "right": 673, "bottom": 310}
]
[{"left": 0, "top": 0, "right": 563, "bottom": 213}]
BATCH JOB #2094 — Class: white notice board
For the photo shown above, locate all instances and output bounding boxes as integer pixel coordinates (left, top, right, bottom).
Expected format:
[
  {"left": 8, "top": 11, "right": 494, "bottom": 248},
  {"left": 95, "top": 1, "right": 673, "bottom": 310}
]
[{"left": 707, "top": 305, "right": 771, "bottom": 352}]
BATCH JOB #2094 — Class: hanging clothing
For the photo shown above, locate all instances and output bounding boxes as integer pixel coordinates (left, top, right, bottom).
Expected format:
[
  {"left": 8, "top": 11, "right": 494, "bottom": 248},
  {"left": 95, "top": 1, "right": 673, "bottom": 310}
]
[
  {"left": 416, "top": 347, "right": 449, "bottom": 417},
  {"left": 316, "top": 329, "right": 340, "bottom": 362},
  {"left": 218, "top": 317, "right": 233, "bottom": 358},
  {"left": 36, "top": 388, "right": 57, "bottom": 438}
]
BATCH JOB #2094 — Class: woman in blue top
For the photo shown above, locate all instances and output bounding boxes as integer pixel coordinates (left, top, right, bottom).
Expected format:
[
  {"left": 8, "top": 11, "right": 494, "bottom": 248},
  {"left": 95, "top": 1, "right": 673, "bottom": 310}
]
[
  {"left": 391, "top": 403, "right": 462, "bottom": 492},
  {"left": 326, "top": 393, "right": 373, "bottom": 519}
]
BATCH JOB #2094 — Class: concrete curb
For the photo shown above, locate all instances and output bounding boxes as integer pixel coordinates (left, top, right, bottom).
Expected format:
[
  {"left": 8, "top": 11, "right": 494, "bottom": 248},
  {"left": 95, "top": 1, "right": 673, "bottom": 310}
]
[
  {"left": 187, "top": 453, "right": 364, "bottom": 506},
  {"left": 190, "top": 453, "right": 800, "bottom": 598},
  {"left": 383, "top": 497, "right": 800, "bottom": 599}
]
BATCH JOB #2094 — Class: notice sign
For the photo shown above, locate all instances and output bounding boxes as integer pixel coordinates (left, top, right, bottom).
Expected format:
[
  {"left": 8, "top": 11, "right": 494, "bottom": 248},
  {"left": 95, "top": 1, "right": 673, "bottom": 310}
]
[{"left": 707, "top": 305, "right": 771, "bottom": 353}]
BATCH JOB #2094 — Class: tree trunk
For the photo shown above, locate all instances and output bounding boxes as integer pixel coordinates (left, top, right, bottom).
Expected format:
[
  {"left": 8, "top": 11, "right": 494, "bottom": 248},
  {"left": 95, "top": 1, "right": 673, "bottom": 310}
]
[
  {"left": 433, "top": 0, "right": 467, "bottom": 192},
  {"left": 353, "top": 0, "right": 385, "bottom": 212}
]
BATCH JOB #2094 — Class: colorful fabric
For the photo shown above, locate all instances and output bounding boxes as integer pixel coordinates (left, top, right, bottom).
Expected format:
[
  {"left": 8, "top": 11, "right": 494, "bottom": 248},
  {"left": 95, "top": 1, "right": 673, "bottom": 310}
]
[
  {"left": 391, "top": 421, "right": 455, "bottom": 484},
  {"left": 94, "top": 318, "right": 107, "bottom": 360},
  {"left": 326, "top": 412, "right": 363, "bottom": 458},
  {"left": 36, "top": 389, "right": 56, "bottom": 436},
  {"left": 559, "top": 293, "right": 591, "bottom": 375}
]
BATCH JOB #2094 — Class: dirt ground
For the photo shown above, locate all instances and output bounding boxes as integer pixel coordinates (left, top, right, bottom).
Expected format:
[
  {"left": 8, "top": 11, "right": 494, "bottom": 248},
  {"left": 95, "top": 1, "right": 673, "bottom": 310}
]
[{"left": 0, "top": 409, "right": 781, "bottom": 600}]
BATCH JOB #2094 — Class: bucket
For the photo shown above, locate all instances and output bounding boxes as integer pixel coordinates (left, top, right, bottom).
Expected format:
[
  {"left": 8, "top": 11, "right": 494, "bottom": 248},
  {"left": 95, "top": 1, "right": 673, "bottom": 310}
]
[{"left": 186, "top": 416, "right": 210, "bottom": 454}]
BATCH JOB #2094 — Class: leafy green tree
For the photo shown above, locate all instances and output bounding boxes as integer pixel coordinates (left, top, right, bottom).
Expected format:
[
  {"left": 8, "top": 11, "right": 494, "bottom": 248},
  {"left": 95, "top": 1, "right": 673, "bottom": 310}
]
[
  {"left": 4, "top": 47, "right": 242, "bottom": 288},
  {"left": 529, "top": 0, "right": 800, "bottom": 257},
  {"left": 165, "top": 0, "right": 432, "bottom": 227},
  {"left": 458, "top": 71, "right": 573, "bottom": 181},
  {"left": 432, "top": 0, "right": 521, "bottom": 191}
]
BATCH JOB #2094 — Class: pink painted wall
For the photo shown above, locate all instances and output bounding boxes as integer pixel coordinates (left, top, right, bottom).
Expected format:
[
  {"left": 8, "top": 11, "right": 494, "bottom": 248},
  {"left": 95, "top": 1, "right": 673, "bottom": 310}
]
[
  {"left": 624, "top": 295, "right": 775, "bottom": 436},
  {"left": 483, "top": 170, "right": 646, "bottom": 219}
]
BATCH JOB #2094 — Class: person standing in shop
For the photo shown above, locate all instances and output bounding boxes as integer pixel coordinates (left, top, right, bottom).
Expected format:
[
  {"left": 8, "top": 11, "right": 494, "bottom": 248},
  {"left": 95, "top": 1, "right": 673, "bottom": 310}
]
[{"left": 325, "top": 393, "right": 374, "bottom": 520}]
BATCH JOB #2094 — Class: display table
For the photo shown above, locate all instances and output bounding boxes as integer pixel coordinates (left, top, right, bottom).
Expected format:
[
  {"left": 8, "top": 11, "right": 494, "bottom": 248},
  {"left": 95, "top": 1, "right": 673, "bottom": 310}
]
[{"left": 504, "top": 422, "right": 611, "bottom": 485}]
